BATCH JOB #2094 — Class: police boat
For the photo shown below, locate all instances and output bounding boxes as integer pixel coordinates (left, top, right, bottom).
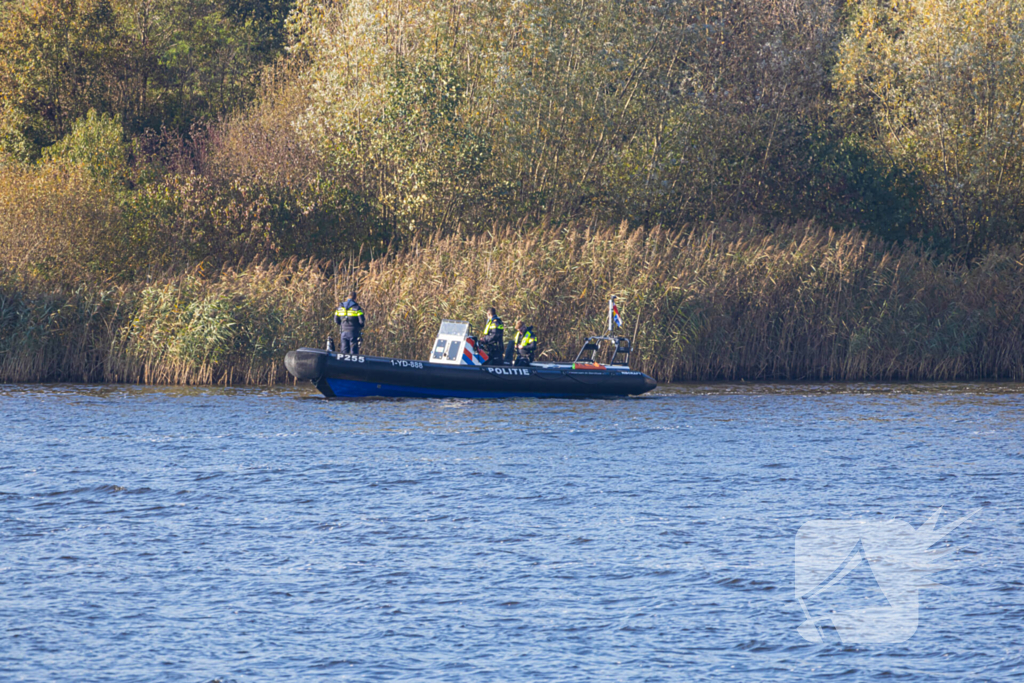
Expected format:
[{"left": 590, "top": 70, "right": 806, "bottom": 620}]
[{"left": 284, "top": 318, "right": 657, "bottom": 399}]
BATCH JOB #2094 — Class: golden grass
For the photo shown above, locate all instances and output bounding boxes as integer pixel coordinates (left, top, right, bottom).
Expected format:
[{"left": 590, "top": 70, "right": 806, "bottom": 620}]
[{"left": 3, "top": 222, "right": 1023, "bottom": 384}]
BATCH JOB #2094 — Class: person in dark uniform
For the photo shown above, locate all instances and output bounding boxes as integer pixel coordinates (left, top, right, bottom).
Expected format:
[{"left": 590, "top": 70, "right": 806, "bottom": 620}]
[
  {"left": 334, "top": 291, "right": 365, "bottom": 354},
  {"left": 512, "top": 320, "right": 537, "bottom": 365},
  {"left": 479, "top": 307, "right": 504, "bottom": 364}
]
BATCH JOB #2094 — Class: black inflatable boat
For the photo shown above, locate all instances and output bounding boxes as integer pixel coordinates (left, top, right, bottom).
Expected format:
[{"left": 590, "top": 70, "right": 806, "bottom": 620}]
[{"left": 285, "top": 318, "right": 657, "bottom": 399}]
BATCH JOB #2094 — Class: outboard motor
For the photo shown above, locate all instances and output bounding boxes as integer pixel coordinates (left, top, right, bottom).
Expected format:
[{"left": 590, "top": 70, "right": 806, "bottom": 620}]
[{"left": 429, "top": 320, "right": 489, "bottom": 366}]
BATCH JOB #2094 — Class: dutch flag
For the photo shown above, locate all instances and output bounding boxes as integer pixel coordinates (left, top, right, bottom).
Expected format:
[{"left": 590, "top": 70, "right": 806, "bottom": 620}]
[{"left": 612, "top": 303, "right": 623, "bottom": 328}]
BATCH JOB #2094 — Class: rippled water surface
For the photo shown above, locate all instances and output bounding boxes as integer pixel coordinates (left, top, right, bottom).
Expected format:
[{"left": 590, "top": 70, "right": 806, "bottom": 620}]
[{"left": 2, "top": 383, "right": 1023, "bottom": 682}]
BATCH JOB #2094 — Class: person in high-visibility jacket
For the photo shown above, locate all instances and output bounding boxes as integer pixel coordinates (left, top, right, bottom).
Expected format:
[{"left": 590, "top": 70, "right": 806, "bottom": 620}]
[
  {"left": 512, "top": 320, "right": 537, "bottom": 365},
  {"left": 333, "top": 291, "right": 365, "bottom": 354},
  {"left": 479, "top": 307, "right": 504, "bottom": 364}
]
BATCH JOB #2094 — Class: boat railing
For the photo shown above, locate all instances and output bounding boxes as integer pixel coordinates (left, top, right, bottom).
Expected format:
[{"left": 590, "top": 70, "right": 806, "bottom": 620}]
[{"left": 573, "top": 335, "right": 632, "bottom": 367}]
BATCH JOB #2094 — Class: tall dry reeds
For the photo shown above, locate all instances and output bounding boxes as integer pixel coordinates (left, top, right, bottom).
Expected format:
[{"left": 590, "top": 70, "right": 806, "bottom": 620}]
[
  {"left": 358, "top": 222, "right": 1024, "bottom": 381},
  {"left": 3, "top": 222, "right": 1024, "bottom": 384},
  {"left": 0, "top": 258, "right": 337, "bottom": 384}
]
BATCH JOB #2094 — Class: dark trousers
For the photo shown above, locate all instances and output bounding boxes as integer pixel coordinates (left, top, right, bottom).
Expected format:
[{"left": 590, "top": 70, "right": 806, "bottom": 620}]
[
  {"left": 481, "top": 341, "right": 503, "bottom": 364},
  {"left": 340, "top": 332, "right": 361, "bottom": 355}
]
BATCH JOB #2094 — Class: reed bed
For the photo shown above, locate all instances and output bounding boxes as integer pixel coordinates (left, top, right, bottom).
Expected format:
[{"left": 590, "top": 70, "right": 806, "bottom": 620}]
[{"left": 3, "top": 222, "right": 1024, "bottom": 384}]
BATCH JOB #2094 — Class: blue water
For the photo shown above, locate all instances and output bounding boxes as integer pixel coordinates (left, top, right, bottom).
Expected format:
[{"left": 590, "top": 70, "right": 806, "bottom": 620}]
[{"left": 1, "top": 383, "right": 1022, "bottom": 682}]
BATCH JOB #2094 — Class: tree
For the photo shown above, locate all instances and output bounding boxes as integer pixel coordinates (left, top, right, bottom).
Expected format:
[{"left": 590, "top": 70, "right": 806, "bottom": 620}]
[
  {"left": 835, "top": 0, "right": 1024, "bottom": 252},
  {"left": 0, "top": 0, "right": 119, "bottom": 159},
  {"left": 0, "top": 0, "right": 296, "bottom": 160}
]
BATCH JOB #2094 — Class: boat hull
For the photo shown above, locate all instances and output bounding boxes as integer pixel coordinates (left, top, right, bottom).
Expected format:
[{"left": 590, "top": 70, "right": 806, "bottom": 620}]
[{"left": 285, "top": 348, "right": 657, "bottom": 399}]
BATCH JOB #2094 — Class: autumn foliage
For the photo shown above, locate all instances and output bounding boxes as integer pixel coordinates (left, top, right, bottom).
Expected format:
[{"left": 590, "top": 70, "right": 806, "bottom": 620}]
[{"left": 2, "top": 0, "right": 1024, "bottom": 382}]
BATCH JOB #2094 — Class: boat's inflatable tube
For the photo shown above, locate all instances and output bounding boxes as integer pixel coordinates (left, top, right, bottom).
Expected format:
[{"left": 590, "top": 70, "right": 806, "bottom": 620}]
[{"left": 285, "top": 348, "right": 657, "bottom": 399}]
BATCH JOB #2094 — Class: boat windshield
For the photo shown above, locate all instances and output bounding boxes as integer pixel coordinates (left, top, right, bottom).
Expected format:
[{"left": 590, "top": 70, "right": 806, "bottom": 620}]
[{"left": 439, "top": 320, "right": 470, "bottom": 337}]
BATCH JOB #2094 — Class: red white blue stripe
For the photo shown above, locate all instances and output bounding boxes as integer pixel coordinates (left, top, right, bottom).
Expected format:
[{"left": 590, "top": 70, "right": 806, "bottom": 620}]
[{"left": 462, "top": 338, "right": 486, "bottom": 365}]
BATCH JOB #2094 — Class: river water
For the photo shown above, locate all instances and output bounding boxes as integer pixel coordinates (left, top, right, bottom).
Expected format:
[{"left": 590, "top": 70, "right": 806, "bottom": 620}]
[{"left": 1, "top": 383, "right": 1022, "bottom": 681}]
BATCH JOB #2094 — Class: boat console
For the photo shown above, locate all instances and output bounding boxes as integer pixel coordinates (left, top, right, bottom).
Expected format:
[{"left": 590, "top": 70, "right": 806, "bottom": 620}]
[{"left": 429, "top": 319, "right": 487, "bottom": 366}]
